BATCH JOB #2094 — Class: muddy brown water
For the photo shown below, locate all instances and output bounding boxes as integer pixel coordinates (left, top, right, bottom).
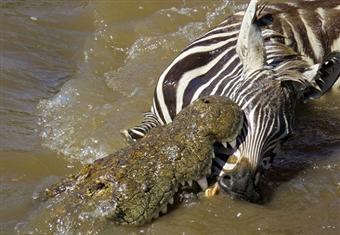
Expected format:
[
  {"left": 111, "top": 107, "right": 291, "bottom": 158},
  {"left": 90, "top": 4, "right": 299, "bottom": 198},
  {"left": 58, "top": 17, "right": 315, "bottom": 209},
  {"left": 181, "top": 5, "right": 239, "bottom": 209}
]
[{"left": 0, "top": 1, "right": 339, "bottom": 234}]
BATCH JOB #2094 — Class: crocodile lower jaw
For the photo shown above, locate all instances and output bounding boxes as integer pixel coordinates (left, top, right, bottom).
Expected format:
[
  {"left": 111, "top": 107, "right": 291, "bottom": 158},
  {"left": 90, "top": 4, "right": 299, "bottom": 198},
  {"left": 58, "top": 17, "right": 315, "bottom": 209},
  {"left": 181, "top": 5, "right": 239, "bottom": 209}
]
[
  {"left": 150, "top": 156, "right": 214, "bottom": 221},
  {"left": 150, "top": 176, "right": 210, "bottom": 221},
  {"left": 150, "top": 137, "right": 241, "bottom": 222}
]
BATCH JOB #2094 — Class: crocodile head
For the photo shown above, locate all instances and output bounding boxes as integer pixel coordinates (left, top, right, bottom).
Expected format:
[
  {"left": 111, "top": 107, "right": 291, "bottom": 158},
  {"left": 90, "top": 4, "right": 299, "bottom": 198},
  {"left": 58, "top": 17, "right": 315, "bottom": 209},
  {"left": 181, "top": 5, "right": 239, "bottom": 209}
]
[{"left": 41, "top": 96, "right": 243, "bottom": 226}]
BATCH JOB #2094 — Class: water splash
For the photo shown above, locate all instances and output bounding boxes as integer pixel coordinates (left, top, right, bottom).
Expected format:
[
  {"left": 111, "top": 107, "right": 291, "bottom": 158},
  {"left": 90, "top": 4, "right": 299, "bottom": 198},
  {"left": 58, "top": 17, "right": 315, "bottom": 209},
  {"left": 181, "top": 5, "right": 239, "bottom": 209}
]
[{"left": 36, "top": 0, "right": 240, "bottom": 164}]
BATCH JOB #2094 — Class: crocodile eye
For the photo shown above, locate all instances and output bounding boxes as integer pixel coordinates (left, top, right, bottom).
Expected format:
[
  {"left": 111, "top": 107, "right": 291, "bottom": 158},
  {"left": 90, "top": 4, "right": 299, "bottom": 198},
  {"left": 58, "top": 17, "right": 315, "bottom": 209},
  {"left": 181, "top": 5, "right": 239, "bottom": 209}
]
[
  {"left": 94, "top": 179, "right": 106, "bottom": 190},
  {"left": 141, "top": 183, "right": 150, "bottom": 193}
]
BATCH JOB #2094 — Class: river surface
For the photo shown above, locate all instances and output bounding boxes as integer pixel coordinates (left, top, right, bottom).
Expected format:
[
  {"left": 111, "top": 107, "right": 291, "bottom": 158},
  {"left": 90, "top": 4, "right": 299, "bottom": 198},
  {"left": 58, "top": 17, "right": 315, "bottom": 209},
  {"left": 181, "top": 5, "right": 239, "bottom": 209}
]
[{"left": 0, "top": 0, "right": 339, "bottom": 234}]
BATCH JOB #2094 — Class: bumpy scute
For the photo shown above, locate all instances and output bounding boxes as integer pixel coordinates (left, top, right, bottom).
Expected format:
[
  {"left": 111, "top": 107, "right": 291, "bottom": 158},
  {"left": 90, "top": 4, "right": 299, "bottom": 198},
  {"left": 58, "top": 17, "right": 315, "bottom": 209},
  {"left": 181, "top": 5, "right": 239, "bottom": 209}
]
[{"left": 40, "top": 96, "right": 242, "bottom": 227}]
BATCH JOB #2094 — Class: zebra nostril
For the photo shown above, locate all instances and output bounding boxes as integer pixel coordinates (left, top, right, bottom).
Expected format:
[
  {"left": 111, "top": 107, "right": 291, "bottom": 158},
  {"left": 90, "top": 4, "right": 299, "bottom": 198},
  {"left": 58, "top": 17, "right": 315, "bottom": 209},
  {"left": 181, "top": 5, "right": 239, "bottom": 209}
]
[
  {"left": 224, "top": 175, "right": 231, "bottom": 180},
  {"left": 261, "top": 157, "right": 272, "bottom": 170},
  {"left": 219, "top": 174, "right": 232, "bottom": 191}
]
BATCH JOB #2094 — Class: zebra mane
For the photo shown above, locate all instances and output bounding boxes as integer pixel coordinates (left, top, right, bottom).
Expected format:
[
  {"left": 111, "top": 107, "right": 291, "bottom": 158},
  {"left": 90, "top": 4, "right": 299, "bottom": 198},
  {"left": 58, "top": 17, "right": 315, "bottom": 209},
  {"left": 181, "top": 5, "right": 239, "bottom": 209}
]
[
  {"left": 262, "top": 31, "right": 308, "bottom": 68},
  {"left": 264, "top": 31, "right": 313, "bottom": 91},
  {"left": 254, "top": 2, "right": 310, "bottom": 73},
  {"left": 237, "top": 1, "right": 311, "bottom": 81},
  {"left": 249, "top": 10, "right": 315, "bottom": 94},
  {"left": 261, "top": 25, "right": 311, "bottom": 85}
]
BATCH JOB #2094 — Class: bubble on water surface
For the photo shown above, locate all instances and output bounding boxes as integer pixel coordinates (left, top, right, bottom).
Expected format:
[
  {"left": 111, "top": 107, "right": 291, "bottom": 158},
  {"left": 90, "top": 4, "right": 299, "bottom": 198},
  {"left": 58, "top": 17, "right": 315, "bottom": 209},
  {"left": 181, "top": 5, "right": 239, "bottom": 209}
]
[{"left": 30, "top": 16, "right": 38, "bottom": 21}]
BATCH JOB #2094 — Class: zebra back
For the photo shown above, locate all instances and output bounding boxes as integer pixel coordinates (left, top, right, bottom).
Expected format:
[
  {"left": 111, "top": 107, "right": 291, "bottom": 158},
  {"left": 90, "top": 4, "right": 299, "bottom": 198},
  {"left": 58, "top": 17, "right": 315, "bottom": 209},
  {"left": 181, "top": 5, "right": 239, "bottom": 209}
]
[{"left": 152, "top": 1, "right": 340, "bottom": 125}]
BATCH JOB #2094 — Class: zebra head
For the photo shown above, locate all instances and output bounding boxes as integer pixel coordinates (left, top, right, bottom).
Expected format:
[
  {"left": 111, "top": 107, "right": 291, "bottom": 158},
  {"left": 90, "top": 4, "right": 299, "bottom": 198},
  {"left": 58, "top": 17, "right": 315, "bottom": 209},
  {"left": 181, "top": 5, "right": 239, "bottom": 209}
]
[
  {"left": 217, "top": 0, "right": 340, "bottom": 203},
  {"left": 124, "top": 0, "right": 340, "bottom": 203}
]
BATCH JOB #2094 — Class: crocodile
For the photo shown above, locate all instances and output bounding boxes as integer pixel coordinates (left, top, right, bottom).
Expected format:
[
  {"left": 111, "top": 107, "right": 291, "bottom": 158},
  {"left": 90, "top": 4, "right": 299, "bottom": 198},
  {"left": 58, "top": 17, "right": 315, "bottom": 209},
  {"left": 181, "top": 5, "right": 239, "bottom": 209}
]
[{"left": 37, "top": 96, "right": 242, "bottom": 229}]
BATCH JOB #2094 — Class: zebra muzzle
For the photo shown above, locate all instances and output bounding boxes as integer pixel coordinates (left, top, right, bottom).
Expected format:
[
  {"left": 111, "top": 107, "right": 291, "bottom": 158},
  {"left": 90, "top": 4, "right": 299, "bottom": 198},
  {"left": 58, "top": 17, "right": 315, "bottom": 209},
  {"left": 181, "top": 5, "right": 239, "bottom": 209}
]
[{"left": 218, "top": 158, "right": 262, "bottom": 203}]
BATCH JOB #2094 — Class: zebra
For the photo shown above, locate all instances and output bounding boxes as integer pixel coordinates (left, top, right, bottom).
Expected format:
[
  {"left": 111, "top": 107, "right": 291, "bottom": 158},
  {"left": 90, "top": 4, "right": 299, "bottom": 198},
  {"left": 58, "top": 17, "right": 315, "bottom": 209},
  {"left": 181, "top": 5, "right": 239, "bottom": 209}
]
[{"left": 121, "top": 0, "right": 340, "bottom": 202}]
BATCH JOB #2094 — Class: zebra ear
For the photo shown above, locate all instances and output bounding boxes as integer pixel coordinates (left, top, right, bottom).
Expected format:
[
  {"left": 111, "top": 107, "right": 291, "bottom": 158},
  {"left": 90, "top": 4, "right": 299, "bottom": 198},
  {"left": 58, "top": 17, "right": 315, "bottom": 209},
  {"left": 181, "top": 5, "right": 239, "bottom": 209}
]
[
  {"left": 281, "top": 51, "right": 340, "bottom": 99},
  {"left": 236, "top": 0, "right": 265, "bottom": 74},
  {"left": 302, "top": 51, "right": 340, "bottom": 99}
]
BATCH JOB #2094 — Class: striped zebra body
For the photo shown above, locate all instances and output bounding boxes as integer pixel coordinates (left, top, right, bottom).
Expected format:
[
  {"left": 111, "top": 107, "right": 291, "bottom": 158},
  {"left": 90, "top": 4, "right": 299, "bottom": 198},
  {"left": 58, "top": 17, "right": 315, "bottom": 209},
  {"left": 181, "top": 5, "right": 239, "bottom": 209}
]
[
  {"left": 123, "top": 1, "right": 340, "bottom": 201},
  {"left": 153, "top": 1, "right": 340, "bottom": 123}
]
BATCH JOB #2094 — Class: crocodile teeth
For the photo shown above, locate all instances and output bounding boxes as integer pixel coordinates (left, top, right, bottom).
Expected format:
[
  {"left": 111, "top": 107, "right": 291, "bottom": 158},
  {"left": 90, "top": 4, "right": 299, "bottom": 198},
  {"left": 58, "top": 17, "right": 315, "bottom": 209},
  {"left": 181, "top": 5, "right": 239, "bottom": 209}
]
[
  {"left": 234, "top": 149, "right": 241, "bottom": 158},
  {"left": 221, "top": 142, "right": 228, "bottom": 148},
  {"left": 223, "top": 162, "right": 236, "bottom": 171},
  {"left": 169, "top": 197, "right": 174, "bottom": 205},
  {"left": 211, "top": 151, "right": 215, "bottom": 159},
  {"left": 187, "top": 180, "right": 193, "bottom": 187},
  {"left": 229, "top": 140, "right": 237, "bottom": 149},
  {"left": 161, "top": 206, "right": 167, "bottom": 214},
  {"left": 196, "top": 176, "right": 208, "bottom": 190}
]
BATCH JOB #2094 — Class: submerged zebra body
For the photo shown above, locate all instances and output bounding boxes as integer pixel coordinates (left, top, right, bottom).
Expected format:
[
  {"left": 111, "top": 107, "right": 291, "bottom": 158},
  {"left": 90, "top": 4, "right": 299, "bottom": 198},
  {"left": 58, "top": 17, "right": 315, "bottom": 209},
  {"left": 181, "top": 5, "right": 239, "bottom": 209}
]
[{"left": 123, "top": 1, "right": 340, "bottom": 202}]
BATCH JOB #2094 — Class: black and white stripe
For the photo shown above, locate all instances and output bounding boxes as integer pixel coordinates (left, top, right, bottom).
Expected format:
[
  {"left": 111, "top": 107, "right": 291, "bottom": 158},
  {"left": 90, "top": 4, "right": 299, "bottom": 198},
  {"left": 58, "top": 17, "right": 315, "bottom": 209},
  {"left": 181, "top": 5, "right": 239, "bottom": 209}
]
[
  {"left": 121, "top": 112, "right": 160, "bottom": 142},
  {"left": 125, "top": 1, "right": 340, "bottom": 175}
]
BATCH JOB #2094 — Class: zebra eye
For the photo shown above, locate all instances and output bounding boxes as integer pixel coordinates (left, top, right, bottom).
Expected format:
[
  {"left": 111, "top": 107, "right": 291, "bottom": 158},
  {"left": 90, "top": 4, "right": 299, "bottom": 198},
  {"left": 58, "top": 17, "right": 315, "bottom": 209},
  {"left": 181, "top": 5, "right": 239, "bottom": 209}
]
[{"left": 261, "top": 157, "right": 271, "bottom": 170}]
